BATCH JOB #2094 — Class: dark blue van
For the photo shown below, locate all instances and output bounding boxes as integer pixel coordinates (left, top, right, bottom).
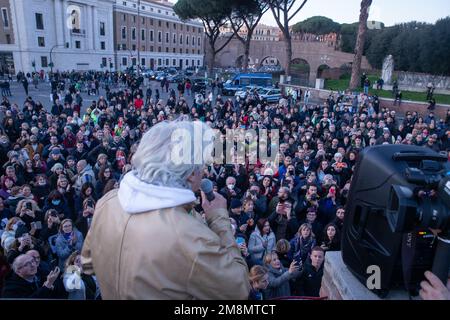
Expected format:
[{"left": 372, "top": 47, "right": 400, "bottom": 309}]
[{"left": 222, "top": 73, "right": 273, "bottom": 96}]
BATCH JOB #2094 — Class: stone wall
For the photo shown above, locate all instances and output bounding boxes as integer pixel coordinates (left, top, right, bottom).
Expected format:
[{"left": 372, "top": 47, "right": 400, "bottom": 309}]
[
  {"left": 279, "top": 84, "right": 449, "bottom": 119},
  {"left": 396, "top": 71, "right": 450, "bottom": 91}
]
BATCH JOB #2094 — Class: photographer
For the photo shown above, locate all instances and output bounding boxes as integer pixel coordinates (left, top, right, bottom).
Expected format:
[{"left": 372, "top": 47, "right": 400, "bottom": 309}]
[{"left": 295, "top": 184, "right": 320, "bottom": 221}]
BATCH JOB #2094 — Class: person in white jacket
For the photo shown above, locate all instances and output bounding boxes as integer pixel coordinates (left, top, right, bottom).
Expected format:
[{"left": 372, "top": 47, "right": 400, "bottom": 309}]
[{"left": 248, "top": 218, "right": 276, "bottom": 266}]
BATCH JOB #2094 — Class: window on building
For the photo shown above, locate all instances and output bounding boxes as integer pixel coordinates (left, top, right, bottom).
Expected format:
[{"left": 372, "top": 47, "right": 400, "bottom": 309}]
[
  {"left": 122, "top": 44, "right": 127, "bottom": 50},
  {"left": 132, "top": 44, "right": 136, "bottom": 51},
  {"left": 133, "top": 15, "right": 136, "bottom": 23},
  {"left": 122, "top": 1, "right": 127, "bottom": 6},
  {"left": 198, "top": 37, "right": 201, "bottom": 46},
  {"left": 179, "top": 48, "right": 182, "bottom": 54},
  {"left": 197, "top": 60, "right": 200, "bottom": 66},
  {"left": 5, "top": 34, "right": 11, "bottom": 44},
  {"left": 141, "top": 29, "right": 145, "bottom": 41},
  {"left": 185, "top": 49, "right": 188, "bottom": 54},
  {"left": 121, "top": 27, "right": 127, "bottom": 39},
  {"left": 142, "top": 6, "right": 145, "bottom": 11},
  {"left": 158, "top": 31, "right": 162, "bottom": 42},
  {"left": 166, "top": 58, "right": 169, "bottom": 66},
  {"left": 192, "top": 49, "right": 195, "bottom": 54},
  {"left": 185, "top": 59, "right": 188, "bottom": 66},
  {"left": 35, "top": 13, "right": 44, "bottom": 30},
  {"left": 186, "top": 35, "right": 189, "bottom": 45},
  {"left": 166, "top": 21, "right": 169, "bottom": 28},
  {"left": 180, "top": 25, "right": 183, "bottom": 31},
  {"left": 141, "top": 45, "right": 145, "bottom": 51},
  {"left": 142, "top": 17, "right": 145, "bottom": 24},
  {"left": 149, "top": 30, "right": 154, "bottom": 41},
  {"left": 150, "top": 46, "right": 154, "bottom": 52},
  {"left": 165, "top": 32, "right": 169, "bottom": 43},
  {"left": 123, "top": 14, "right": 126, "bottom": 21},
  {"left": 192, "top": 59, "right": 195, "bottom": 67},
  {"left": 102, "top": 57, "right": 107, "bottom": 67},
  {"left": 41, "top": 56, "right": 48, "bottom": 68},
  {"left": 133, "top": 3, "right": 136, "bottom": 8},
  {"left": 173, "top": 48, "right": 175, "bottom": 53},
  {"left": 101, "top": 41, "right": 106, "bottom": 50},
  {"left": 132, "top": 58, "right": 136, "bottom": 65},
  {"left": 150, "top": 18, "right": 153, "bottom": 25},
  {"left": 173, "top": 59, "right": 176, "bottom": 66},
  {"left": 179, "top": 34, "right": 183, "bottom": 45},
  {"left": 173, "top": 23, "right": 176, "bottom": 29},
  {"left": 158, "top": 46, "right": 161, "bottom": 52},
  {"left": 141, "top": 58, "right": 145, "bottom": 66},
  {"left": 100, "top": 22, "right": 105, "bottom": 36},
  {"left": 158, "top": 9, "right": 161, "bottom": 13},
  {"left": 1, "top": 8, "right": 9, "bottom": 28},
  {"left": 122, "top": 57, "right": 127, "bottom": 66},
  {"left": 165, "top": 47, "right": 168, "bottom": 53},
  {"left": 158, "top": 58, "right": 161, "bottom": 65},
  {"left": 187, "top": 26, "right": 189, "bottom": 32},
  {"left": 75, "top": 41, "right": 81, "bottom": 49},
  {"left": 131, "top": 27, "right": 136, "bottom": 40},
  {"left": 158, "top": 20, "right": 161, "bottom": 27},
  {"left": 198, "top": 49, "right": 200, "bottom": 54},
  {"left": 166, "top": 11, "right": 168, "bottom": 15},
  {"left": 38, "top": 37, "right": 45, "bottom": 47}
]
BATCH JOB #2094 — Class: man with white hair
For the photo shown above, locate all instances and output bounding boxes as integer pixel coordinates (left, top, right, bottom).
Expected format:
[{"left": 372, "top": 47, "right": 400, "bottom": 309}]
[
  {"left": 81, "top": 120, "right": 250, "bottom": 299},
  {"left": 2, "top": 254, "right": 60, "bottom": 298}
]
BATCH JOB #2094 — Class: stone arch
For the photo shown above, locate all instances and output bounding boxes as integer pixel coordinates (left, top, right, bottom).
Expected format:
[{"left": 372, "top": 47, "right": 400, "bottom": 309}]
[
  {"left": 290, "top": 58, "right": 310, "bottom": 86},
  {"left": 317, "top": 64, "right": 331, "bottom": 79}
]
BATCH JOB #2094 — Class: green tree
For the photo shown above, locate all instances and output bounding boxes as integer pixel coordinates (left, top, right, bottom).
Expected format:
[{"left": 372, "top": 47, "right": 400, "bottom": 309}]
[
  {"left": 292, "top": 16, "right": 340, "bottom": 34},
  {"left": 174, "top": 0, "right": 233, "bottom": 76}
]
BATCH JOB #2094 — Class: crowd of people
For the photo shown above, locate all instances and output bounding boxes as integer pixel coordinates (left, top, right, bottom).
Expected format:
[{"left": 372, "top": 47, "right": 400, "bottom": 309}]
[{"left": 0, "top": 68, "right": 449, "bottom": 300}]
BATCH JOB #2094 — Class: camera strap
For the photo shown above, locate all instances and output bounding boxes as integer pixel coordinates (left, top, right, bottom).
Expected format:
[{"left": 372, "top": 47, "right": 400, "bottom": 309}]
[{"left": 401, "top": 231, "right": 417, "bottom": 297}]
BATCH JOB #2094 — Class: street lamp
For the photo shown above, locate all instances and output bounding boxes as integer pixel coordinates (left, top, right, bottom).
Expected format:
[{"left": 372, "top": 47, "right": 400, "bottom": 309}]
[{"left": 49, "top": 44, "right": 66, "bottom": 73}]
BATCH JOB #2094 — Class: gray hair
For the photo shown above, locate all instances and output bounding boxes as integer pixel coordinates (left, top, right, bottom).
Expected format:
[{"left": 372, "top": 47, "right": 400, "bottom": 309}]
[{"left": 131, "top": 119, "right": 214, "bottom": 189}]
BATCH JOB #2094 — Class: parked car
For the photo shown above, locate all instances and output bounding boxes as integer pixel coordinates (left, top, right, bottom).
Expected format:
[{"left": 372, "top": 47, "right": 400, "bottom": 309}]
[
  {"left": 234, "top": 85, "right": 263, "bottom": 99},
  {"left": 155, "top": 72, "right": 166, "bottom": 81},
  {"left": 259, "top": 88, "right": 282, "bottom": 103},
  {"left": 192, "top": 78, "right": 208, "bottom": 93}
]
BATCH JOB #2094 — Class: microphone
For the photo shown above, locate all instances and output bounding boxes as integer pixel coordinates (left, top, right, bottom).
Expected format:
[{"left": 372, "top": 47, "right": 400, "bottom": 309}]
[{"left": 200, "top": 179, "right": 215, "bottom": 202}]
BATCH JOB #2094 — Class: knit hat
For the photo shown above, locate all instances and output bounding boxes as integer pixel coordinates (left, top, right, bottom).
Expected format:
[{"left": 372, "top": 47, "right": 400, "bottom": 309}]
[{"left": 230, "top": 199, "right": 242, "bottom": 209}]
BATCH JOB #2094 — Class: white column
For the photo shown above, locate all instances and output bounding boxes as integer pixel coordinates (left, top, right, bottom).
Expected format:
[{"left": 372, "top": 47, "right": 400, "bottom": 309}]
[
  {"left": 54, "top": 0, "right": 64, "bottom": 45},
  {"left": 92, "top": 6, "right": 98, "bottom": 51},
  {"left": 86, "top": 5, "right": 94, "bottom": 50}
]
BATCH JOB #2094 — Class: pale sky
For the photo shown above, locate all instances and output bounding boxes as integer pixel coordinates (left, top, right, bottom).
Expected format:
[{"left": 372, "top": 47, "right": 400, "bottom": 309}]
[{"left": 172, "top": 0, "right": 449, "bottom": 27}]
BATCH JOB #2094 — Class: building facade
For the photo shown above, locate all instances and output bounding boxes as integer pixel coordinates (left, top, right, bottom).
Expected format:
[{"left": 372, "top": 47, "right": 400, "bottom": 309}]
[
  {"left": 113, "top": 0, "right": 204, "bottom": 71},
  {"left": 0, "top": 0, "right": 116, "bottom": 74},
  {"left": 0, "top": 0, "right": 204, "bottom": 74}
]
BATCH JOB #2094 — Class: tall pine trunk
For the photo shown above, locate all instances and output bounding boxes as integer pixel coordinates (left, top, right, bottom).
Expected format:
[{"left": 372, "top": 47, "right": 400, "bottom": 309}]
[
  {"left": 349, "top": 0, "right": 372, "bottom": 90},
  {"left": 285, "top": 33, "right": 292, "bottom": 78}
]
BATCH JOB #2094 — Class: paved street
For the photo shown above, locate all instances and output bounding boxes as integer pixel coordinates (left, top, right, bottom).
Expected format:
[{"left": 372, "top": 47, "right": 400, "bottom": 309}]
[{"left": 3, "top": 79, "right": 199, "bottom": 114}]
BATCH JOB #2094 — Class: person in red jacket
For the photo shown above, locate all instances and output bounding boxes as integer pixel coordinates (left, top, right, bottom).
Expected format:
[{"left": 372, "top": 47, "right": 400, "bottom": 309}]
[{"left": 134, "top": 95, "right": 144, "bottom": 110}]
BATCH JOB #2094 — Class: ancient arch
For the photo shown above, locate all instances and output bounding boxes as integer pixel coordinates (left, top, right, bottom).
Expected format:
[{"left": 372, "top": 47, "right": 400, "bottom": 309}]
[
  {"left": 317, "top": 64, "right": 331, "bottom": 79},
  {"left": 290, "top": 58, "right": 311, "bottom": 86}
]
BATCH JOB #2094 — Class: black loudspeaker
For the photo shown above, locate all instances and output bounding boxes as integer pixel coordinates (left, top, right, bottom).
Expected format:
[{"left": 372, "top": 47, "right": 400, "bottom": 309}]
[{"left": 342, "top": 145, "right": 450, "bottom": 296}]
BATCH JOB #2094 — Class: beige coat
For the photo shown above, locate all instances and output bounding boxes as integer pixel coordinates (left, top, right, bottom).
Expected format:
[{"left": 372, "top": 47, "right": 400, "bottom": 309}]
[{"left": 81, "top": 189, "right": 250, "bottom": 299}]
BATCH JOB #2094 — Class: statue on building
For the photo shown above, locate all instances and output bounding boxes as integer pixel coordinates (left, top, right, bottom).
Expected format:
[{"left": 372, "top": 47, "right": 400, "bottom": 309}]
[{"left": 381, "top": 55, "right": 394, "bottom": 85}]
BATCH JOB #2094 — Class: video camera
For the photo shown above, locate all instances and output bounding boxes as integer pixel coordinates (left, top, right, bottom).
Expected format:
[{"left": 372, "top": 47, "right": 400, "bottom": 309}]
[{"left": 342, "top": 145, "right": 449, "bottom": 297}]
